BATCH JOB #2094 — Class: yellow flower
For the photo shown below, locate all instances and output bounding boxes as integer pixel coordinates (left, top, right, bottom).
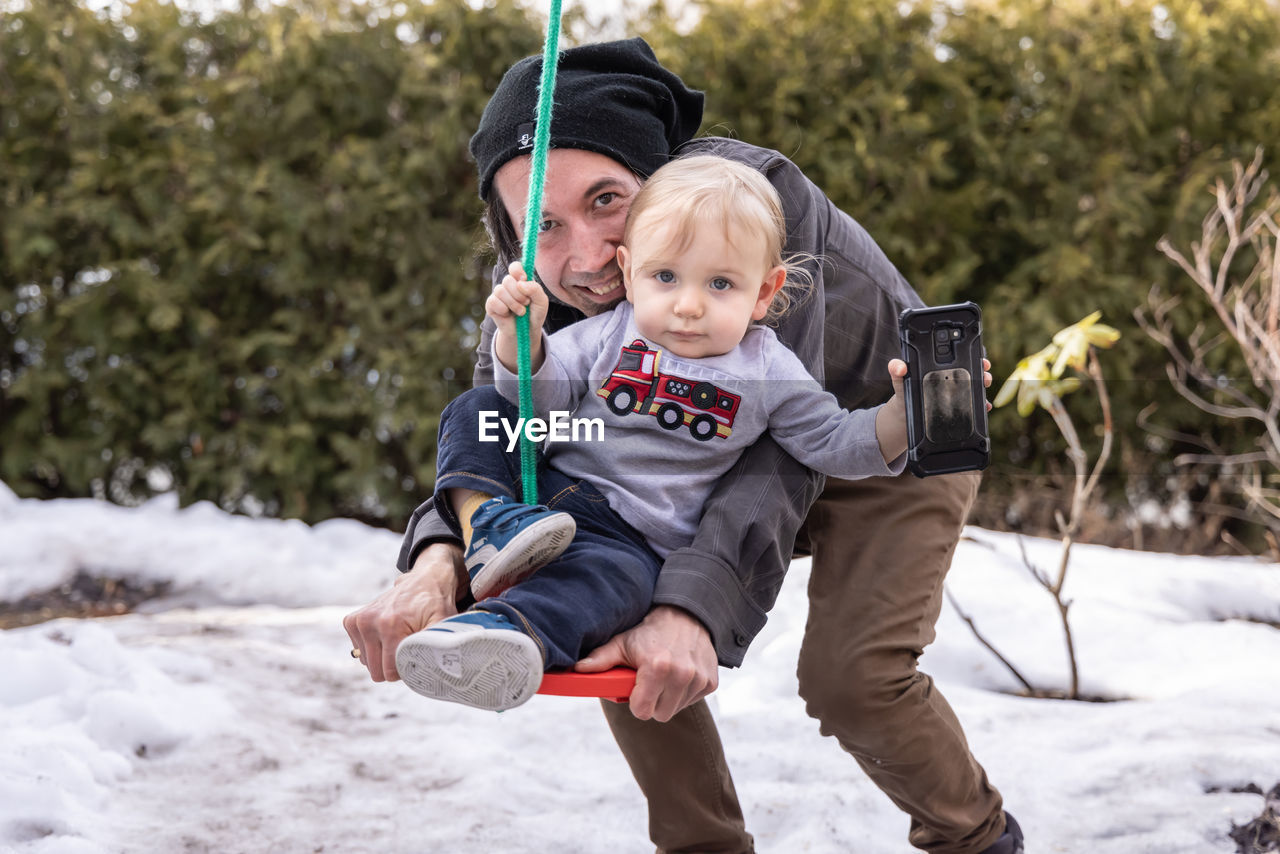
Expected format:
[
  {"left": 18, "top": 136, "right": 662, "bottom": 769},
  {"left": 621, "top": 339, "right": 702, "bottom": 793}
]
[
  {"left": 1050, "top": 311, "right": 1121, "bottom": 377},
  {"left": 996, "top": 313, "right": 1120, "bottom": 415},
  {"left": 994, "top": 344, "right": 1057, "bottom": 416}
]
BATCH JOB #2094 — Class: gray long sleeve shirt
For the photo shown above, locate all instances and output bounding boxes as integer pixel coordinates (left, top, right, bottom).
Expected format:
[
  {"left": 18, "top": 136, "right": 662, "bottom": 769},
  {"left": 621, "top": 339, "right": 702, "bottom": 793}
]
[
  {"left": 397, "top": 137, "right": 924, "bottom": 667},
  {"left": 492, "top": 302, "right": 903, "bottom": 559}
]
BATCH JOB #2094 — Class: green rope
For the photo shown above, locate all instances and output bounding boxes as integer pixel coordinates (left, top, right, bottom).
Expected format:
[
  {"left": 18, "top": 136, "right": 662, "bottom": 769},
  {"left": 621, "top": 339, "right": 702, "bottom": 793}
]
[{"left": 515, "top": 0, "right": 562, "bottom": 505}]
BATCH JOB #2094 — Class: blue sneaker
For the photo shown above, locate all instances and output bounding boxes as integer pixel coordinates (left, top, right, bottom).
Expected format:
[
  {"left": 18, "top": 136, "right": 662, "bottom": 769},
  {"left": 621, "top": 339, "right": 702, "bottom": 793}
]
[
  {"left": 395, "top": 611, "right": 543, "bottom": 711},
  {"left": 464, "top": 496, "right": 576, "bottom": 600}
]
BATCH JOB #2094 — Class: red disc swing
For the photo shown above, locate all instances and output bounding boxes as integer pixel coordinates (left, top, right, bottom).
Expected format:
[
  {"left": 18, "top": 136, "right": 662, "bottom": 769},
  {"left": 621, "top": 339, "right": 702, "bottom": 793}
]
[{"left": 516, "top": 0, "right": 635, "bottom": 705}]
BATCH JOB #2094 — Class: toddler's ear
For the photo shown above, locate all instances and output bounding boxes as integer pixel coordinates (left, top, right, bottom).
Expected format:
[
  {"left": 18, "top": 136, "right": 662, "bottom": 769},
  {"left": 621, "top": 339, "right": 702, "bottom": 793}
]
[
  {"left": 751, "top": 265, "right": 788, "bottom": 321},
  {"left": 617, "top": 245, "right": 635, "bottom": 301}
]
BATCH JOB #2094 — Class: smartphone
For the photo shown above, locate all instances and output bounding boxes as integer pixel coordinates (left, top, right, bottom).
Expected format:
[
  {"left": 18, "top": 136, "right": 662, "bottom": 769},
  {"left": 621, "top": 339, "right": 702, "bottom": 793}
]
[{"left": 898, "top": 302, "right": 990, "bottom": 478}]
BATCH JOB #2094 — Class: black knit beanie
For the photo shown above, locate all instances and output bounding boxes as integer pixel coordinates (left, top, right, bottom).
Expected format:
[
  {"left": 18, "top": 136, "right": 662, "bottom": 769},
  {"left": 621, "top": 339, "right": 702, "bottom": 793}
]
[{"left": 469, "top": 37, "right": 705, "bottom": 201}]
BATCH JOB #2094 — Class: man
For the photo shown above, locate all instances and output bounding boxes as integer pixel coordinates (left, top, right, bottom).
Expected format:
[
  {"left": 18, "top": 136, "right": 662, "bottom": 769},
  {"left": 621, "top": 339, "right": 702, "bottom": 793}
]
[{"left": 344, "top": 38, "right": 1023, "bottom": 854}]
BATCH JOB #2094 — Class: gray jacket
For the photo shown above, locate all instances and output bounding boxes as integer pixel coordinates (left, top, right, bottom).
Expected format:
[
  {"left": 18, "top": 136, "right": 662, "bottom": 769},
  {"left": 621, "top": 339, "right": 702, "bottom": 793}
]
[{"left": 397, "top": 137, "right": 923, "bottom": 667}]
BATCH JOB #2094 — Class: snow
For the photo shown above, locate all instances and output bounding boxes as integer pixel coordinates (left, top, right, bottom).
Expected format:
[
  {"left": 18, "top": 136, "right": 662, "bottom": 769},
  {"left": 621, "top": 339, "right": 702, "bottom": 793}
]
[{"left": 2, "top": 486, "right": 1278, "bottom": 853}]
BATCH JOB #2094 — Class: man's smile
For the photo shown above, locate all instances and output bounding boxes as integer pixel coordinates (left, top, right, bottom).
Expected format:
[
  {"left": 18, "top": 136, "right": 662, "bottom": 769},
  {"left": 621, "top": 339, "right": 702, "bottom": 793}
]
[{"left": 585, "top": 277, "right": 622, "bottom": 296}]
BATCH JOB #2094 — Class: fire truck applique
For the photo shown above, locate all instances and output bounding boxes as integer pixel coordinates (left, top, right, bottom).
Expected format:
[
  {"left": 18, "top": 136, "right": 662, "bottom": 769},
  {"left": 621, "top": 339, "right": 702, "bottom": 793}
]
[{"left": 597, "top": 340, "right": 742, "bottom": 441}]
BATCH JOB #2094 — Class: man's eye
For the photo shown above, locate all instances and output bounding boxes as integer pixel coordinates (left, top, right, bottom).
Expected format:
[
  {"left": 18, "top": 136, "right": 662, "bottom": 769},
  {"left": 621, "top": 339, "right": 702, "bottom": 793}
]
[
  {"left": 710, "top": 278, "right": 733, "bottom": 291},
  {"left": 594, "top": 192, "right": 617, "bottom": 207},
  {"left": 538, "top": 220, "right": 556, "bottom": 234},
  {"left": 656, "top": 270, "right": 675, "bottom": 283}
]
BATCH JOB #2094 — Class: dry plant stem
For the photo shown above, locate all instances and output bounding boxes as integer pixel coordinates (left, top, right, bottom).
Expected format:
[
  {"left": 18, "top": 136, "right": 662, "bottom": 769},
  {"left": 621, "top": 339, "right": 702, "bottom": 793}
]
[
  {"left": 1036, "top": 349, "right": 1113, "bottom": 699},
  {"left": 944, "top": 588, "right": 1037, "bottom": 694},
  {"left": 1136, "top": 400, "right": 1229, "bottom": 457},
  {"left": 1153, "top": 151, "right": 1280, "bottom": 416},
  {"left": 1015, "top": 535, "right": 1050, "bottom": 588},
  {"left": 1138, "top": 147, "right": 1280, "bottom": 547}
]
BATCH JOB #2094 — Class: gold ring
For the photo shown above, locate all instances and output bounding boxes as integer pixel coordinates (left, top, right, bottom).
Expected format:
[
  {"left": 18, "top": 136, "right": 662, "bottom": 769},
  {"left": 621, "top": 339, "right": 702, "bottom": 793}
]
[{"left": 350, "top": 648, "right": 362, "bottom": 659}]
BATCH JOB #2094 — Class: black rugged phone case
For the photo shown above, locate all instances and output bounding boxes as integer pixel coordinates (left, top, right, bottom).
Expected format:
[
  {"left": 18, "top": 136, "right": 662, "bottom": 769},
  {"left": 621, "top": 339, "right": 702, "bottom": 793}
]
[{"left": 898, "top": 302, "right": 990, "bottom": 477}]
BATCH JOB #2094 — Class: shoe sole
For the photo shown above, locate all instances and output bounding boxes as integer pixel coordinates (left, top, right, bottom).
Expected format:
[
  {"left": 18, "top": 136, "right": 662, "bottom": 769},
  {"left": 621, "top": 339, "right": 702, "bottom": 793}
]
[
  {"left": 396, "top": 627, "right": 543, "bottom": 711},
  {"left": 468, "top": 514, "right": 576, "bottom": 600}
]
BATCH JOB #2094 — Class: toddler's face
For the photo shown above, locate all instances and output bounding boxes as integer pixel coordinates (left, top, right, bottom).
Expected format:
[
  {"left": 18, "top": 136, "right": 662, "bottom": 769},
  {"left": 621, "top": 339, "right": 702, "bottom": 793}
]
[{"left": 618, "top": 216, "right": 783, "bottom": 359}]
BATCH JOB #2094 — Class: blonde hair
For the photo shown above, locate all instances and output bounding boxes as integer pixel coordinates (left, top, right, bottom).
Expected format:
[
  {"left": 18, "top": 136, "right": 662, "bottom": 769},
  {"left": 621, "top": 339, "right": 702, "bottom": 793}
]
[{"left": 622, "top": 155, "right": 814, "bottom": 323}]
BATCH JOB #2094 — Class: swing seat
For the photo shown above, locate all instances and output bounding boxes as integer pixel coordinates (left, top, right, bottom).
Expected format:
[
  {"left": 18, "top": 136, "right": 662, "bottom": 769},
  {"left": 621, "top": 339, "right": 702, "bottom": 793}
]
[{"left": 537, "top": 667, "right": 636, "bottom": 703}]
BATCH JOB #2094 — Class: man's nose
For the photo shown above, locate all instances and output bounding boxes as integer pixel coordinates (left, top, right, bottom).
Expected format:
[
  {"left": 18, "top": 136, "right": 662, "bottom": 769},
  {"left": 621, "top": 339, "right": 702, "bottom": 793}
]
[{"left": 567, "top": 222, "right": 618, "bottom": 273}]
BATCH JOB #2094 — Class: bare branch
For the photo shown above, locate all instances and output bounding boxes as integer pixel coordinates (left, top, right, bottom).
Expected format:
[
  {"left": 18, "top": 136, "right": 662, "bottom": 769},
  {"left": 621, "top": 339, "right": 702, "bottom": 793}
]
[
  {"left": 1164, "top": 363, "right": 1266, "bottom": 423},
  {"left": 1172, "top": 451, "right": 1275, "bottom": 467},
  {"left": 1242, "top": 480, "right": 1280, "bottom": 523},
  {"left": 1212, "top": 181, "right": 1242, "bottom": 303},
  {"left": 1157, "top": 236, "right": 1207, "bottom": 290},
  {"left": 1081, "top": 348, "right": 1114, "bottom": 502},
  {"left": 1016, "top": 535, "right": 1052, "bottom": 589},
  {"left": 1135, "top": 401, "right": 1222, "bottom": 453},
  {"left": 1142, "top": 148, "right": 1280, "bottom": 547},
  {"left": 945, "top": 588, "right": 1037, "bottom": 694}
]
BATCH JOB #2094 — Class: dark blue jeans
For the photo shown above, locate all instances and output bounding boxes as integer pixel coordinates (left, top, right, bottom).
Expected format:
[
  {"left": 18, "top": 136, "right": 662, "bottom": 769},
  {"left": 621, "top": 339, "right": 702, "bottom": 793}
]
[{"left": 433, "top": 385, "right": 661, "bottom": 671}]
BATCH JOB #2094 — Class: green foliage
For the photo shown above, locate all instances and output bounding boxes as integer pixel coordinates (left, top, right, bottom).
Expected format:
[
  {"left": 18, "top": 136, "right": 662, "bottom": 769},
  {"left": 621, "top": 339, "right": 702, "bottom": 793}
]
[
  {"left": 639, "top": 0, "right": 1280, "bottom": 512},
  {"left": 5, "top": 0, "right": 1280, "bottom": 532},
  {"left": 1, "top": 0, "right": 542, "bottom": 524}
]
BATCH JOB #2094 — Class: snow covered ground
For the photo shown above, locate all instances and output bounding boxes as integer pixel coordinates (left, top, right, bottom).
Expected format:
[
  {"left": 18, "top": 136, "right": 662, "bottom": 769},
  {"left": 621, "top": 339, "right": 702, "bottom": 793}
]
[{"left": 2, "top": 480, "right": 1278, "bottom": 853}]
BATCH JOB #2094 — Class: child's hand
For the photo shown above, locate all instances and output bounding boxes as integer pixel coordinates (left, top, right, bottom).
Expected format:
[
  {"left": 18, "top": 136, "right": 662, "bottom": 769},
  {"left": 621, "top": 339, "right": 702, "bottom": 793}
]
[
  {"left": 877, "top": 360, "right": 910, "bottom": 464},
  {"left": 486, "top": 261, "right": 549, "bottom": 339},
  {"left": 487, "top": 262, "right": 548, "bottom": 373},
  {"left": 886, "top": 358, "right": 908, "bottom": 404}
]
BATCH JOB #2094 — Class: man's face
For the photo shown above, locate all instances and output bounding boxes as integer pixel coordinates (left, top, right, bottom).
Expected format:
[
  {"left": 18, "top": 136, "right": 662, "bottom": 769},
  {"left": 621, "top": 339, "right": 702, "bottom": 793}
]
[{"left": 493, "top": 149, "right": 643, "bottom": 317}]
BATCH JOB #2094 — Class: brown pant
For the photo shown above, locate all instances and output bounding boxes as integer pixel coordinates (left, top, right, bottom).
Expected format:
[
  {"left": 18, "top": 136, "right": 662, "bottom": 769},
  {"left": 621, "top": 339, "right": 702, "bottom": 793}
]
[{"left": 601, "top": 470, "right": 1006, "bottom": 854}]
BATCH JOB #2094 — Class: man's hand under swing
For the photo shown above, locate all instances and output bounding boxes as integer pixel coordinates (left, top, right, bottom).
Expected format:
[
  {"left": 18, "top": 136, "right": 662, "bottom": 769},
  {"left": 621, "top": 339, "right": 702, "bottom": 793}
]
[
  {"left": 576, "top": 604, "right": 719, "bottom": 722},
  {"left": 342, "top": 542, "right": 466, "bottom": 682}
]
